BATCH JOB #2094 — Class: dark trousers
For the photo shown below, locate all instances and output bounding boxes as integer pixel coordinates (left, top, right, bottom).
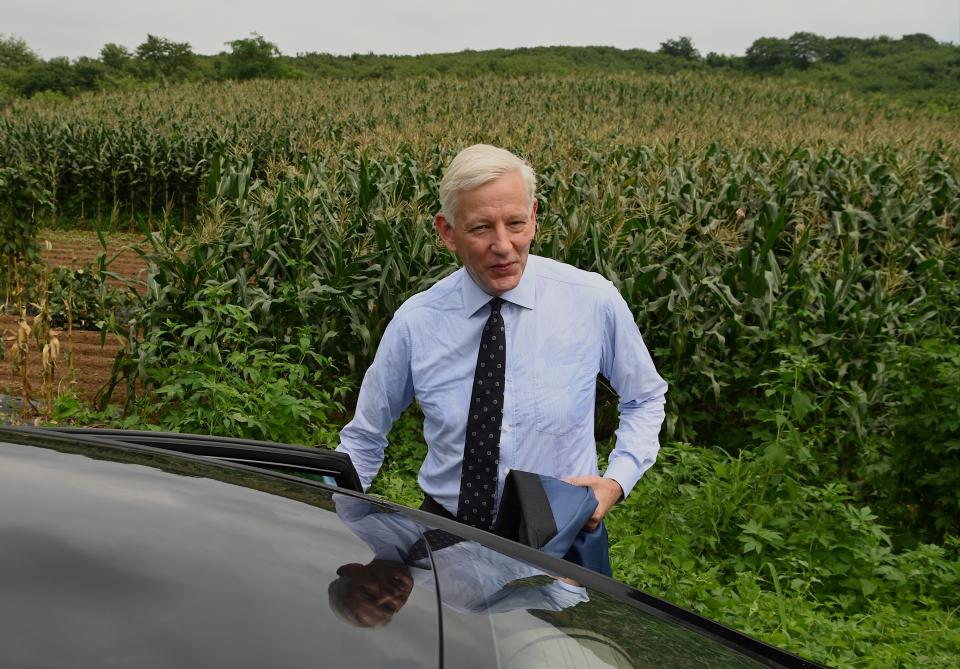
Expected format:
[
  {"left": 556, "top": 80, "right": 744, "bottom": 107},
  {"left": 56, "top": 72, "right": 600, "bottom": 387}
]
[{"left": 420, "top": 493, "right": 456, "bottom": 520}]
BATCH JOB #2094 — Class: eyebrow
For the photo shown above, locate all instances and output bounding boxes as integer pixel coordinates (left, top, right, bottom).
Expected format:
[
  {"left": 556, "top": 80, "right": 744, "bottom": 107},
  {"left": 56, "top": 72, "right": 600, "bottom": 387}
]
[{"left": 464, "top": 210, "right": 530, "bottom": 226}]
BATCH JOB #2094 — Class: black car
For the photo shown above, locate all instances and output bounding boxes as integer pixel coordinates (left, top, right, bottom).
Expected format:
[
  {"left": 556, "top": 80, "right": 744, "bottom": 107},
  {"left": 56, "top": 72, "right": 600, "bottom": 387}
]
[{"left": 0, "top": 427, "right": 824, "bottom": 668}]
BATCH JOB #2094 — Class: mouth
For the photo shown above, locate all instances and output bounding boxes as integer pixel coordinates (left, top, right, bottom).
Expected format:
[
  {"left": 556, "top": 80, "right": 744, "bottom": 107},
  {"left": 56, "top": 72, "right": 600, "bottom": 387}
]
[{"left": 488, "top": 261, "right": 517, "bottom": 274}]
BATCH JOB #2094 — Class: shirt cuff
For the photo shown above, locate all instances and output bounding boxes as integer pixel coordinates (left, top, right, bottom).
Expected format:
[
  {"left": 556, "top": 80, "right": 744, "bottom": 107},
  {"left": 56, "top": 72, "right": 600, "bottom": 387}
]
[
  {"left": 602, "top": 458, "right": 642, "bottom": 499},
  {"left": 553, "top": 580, "right": 588, "bottom": 595},
  {"left": 546, "top": 580, "right": 590, "bottom": 607}
]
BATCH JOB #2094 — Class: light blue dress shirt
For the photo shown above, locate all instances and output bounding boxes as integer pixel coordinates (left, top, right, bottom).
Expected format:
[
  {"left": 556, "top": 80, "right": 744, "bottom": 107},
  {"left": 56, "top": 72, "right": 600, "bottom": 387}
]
[{"left": 337, "top": 255, "right": 667, "bottom": 516}]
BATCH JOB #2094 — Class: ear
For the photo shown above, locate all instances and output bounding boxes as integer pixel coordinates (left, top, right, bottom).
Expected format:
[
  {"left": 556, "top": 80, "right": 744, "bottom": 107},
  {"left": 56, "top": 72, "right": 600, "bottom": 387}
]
[
  {"left": 337, "top": 563, "right": 363, "bottom": 577},
  {"left": 435, "top": 212, "right": 458, "bottom": 255}
]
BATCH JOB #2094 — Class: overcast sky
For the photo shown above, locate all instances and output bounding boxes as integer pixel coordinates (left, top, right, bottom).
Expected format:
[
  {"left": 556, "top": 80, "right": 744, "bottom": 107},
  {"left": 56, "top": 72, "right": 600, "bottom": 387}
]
[{"left": 4, "top": 0, "right": 959, "bottom": 60}]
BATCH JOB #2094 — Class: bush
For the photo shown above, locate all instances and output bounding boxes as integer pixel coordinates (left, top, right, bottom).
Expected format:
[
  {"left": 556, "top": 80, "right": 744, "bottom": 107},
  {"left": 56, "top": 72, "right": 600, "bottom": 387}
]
[
  {"left": 605, "top": 441, "right": 960, "bottom": 667},
  {"left": 130, "top": 282, "right": 351, "bottom": 445},
  {"left": 865, "top": 340, "right": 960, "bottom": 540}
]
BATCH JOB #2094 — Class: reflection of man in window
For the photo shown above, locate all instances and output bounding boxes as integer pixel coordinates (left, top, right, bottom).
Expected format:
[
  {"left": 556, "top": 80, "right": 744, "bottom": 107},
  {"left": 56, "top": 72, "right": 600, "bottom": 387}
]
[
  {"left": 328, "top": 495, "right": 587, "bottom": 627},
  {"left": 328, "top": 559, "right": 414, "bottom": 627}
]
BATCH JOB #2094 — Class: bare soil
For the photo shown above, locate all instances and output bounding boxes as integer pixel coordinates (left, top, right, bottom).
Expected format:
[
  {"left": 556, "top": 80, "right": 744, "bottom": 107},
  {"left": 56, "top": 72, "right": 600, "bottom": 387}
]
[
  {"left": 1, "top": 230, "right": 148, "bottom": 408},
  {"left": 38, "top": 229, "right": 150, "bottom": 288},
  {"left": 0, "top": 315, "right": 130, "bottom": 408}
]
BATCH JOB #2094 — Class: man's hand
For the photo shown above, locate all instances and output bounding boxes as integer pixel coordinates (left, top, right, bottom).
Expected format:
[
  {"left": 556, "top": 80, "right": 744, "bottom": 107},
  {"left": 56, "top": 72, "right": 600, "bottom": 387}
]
[{"left": 562, "top": 476, "right": 623, "bottom": 530}]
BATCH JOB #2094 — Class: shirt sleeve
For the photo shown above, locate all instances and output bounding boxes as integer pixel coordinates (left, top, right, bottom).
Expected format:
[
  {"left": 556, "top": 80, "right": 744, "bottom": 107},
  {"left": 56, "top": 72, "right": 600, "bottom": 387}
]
[
  {"left": 336, "top": 315, "right": 415, "bottom": 491},
  {"left": 483, "top": 579, "right": 590, "bottom": 614},
  {"left": 599, "top": 286, "right": 668, "bottom": 498}
]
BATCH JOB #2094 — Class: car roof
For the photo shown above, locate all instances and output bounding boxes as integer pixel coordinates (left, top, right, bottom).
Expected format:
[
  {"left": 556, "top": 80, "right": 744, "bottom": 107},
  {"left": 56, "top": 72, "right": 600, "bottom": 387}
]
[{"left": 0, "top": 428, "right": 823, "bottom": 668}]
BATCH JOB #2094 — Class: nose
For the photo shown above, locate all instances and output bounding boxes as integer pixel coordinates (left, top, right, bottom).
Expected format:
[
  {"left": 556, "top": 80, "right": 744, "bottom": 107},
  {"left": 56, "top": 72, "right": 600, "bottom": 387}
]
[
  {"left": 490, "top": 224, "right": 511, "bottom": 254},
  {"left": 375, "top": 591, "right": 401, "bottom": 611}
]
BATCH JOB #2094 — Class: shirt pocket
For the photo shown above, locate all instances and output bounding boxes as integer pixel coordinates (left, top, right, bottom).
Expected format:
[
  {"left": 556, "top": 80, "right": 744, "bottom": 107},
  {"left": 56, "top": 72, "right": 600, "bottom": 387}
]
[{"left": 534, "top": 361, "right": 595, "bottom": 436}]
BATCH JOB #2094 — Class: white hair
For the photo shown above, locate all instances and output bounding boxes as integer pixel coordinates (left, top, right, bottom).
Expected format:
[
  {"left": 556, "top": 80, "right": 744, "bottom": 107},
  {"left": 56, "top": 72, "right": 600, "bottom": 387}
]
[{"left": 439, "top": 144, "right": 536, "bottom": 226}]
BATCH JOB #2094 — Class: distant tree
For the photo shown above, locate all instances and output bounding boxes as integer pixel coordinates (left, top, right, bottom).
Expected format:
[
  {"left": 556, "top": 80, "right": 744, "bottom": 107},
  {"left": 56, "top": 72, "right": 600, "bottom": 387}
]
[
  {"left": 100, "top": 43, "right": 131, "bottom": 71},
  {"left": 900, "top": 33, "right": 938, "bottom": 47},
  {"left": 134, "top": 34, "right": 194, "bottom": 81},
  {"left": 0, "top": 34, "right": 39, "bottom": 69},
  {"left": 822, "top": 36, "right": 868, "bottom": 64},
  {"left": 787, "top": 32, "right": 826, "bottom": 69},
  {"left": 658, "top": 36, "right": 700, "bottom": 60},
  {"left": 224, "top": 33, "right": 281, "bottom": 79},
  {"left": 72, "top": 57, "right": 110, "bottom": 90},
  {"left": 17, "top": 57, "right": 74, "bottom": 96},
  {"left": 745, "top": 37, "right": 794, "bottom": 70},
  {"left": 705, "top": 52, "right": 739, "bottom": 69}
]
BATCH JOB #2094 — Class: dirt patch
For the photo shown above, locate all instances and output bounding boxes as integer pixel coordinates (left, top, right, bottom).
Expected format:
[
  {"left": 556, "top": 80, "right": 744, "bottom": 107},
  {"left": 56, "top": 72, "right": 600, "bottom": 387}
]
[
  {"left": 0, "top": 315, "right": 130, "bottom": 410},
  {"left": 1, "top": 230, "right": 148, "bottom": 409},
  {"left": 38, "top": 229, "right": 150, "bottom": 289}
]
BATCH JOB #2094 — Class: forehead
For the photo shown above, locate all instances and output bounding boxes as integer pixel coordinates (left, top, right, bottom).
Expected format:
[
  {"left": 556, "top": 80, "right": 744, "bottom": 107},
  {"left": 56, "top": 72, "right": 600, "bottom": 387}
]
[{"left": 457, "top": 171, "right": 531, "bottom": 222}]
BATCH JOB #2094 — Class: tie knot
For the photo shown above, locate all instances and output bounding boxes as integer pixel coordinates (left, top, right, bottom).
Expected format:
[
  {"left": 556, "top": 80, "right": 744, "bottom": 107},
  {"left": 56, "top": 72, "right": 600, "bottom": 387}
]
[{"left": 489, "top": 297, "right": 503, "bottom": 315}]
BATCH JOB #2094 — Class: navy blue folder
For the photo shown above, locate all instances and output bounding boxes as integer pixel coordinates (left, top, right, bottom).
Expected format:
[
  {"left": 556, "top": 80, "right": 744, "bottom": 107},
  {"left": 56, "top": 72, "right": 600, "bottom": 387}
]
[{"left": 493, "top": 469, "right": 612, "bottom": 576}]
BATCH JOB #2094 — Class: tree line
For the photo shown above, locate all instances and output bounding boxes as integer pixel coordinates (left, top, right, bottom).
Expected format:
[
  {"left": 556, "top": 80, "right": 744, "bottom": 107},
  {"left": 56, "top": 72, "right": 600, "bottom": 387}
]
[
  {"left": 659, "top": 31, "right": 945, "bottom": 68},
  {"left": 1, "top": 31, "right": 957, "bottom": 107},
  {"left": 0, "top": 33, "right": 288, "bottom": 100}
]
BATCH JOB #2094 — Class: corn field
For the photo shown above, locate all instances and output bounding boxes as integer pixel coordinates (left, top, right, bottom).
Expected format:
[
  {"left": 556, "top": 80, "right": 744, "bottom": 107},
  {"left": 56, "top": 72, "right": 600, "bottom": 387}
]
[
  {"left": 2, "top": 72, "right": 959, "bottom": 667},
  {"left": 2, "top": 73, "right": 959, "bottom": 230}
]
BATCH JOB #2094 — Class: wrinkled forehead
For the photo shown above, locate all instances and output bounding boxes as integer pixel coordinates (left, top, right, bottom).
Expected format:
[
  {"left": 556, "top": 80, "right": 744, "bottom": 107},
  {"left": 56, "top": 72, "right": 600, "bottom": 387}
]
[{"left": 456, "top": 172, "right": 535, "bottom": 220}]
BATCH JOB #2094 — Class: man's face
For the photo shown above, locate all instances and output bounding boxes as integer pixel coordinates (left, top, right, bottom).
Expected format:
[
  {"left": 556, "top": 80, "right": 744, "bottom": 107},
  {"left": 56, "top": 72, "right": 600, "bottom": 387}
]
[
  {"left": 336, "top": 560, "right": 414, "bottom": 627},
  {"left": 435, "top": 170, "right": 537, "bottom": 296}
]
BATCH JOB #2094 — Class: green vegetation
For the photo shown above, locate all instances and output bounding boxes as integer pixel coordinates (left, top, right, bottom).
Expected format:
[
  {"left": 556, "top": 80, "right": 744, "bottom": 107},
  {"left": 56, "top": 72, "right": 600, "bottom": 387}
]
[
  {"left": 611, "top": 441, "right": 960, "bottom": 666},
  {"left": 136, "top": 283, "right": 349, "bottom": 444},
  {"left": 1, "top": 31, "right": 957, "bottom": 112},
  {"left": 1, "top": 64, "right": 958, "bottom": 668}
]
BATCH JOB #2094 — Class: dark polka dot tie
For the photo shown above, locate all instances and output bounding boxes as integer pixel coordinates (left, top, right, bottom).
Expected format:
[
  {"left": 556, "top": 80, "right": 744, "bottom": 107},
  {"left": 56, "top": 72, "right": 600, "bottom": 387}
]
[
  {"left": 456, "top": 297, "right": 505, "bottom": 531},
  {"left": 404, "top": 529, "right": 464, "bottom": 565}
]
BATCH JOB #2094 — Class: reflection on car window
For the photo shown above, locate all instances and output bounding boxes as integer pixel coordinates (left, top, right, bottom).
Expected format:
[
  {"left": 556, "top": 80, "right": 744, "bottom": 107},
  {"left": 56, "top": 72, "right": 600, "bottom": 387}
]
[
  {"left": 530, "top": 590, "right": 771, "bottom": 669},
  {"left": 330, "top": 494, "right": 587, "bottom": 624},
  {"left": 330, "top": 493, "right": 772, "bottom": 668}
]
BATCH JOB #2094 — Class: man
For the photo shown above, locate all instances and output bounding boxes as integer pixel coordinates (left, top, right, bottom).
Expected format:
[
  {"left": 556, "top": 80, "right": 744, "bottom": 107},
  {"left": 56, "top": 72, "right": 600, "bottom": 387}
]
[{"left": 337, "top": 144, "right": 666, "bottom": 556}]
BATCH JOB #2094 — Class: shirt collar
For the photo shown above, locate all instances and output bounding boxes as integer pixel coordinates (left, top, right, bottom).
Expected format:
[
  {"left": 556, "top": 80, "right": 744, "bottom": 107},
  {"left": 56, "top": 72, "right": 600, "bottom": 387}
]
[{"left": 461, "top": 255, "right": 538, "bottom": 317}]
